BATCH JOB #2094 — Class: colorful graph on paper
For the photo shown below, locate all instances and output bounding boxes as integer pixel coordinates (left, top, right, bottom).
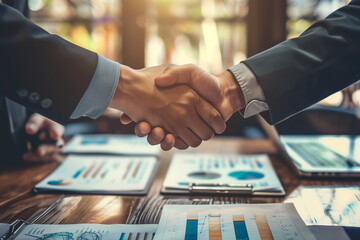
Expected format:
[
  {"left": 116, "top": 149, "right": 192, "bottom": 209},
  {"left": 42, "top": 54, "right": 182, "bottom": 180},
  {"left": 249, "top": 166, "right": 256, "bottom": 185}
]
[
  {"left": 14, "top": 224, "right": 157, "bottom": 240},
  {"left": 162, "top": 153, "right": 284, "bottom": 194},
  {"left": 153, "top": 204, "right": 316, "bottom": 240},
  {"left": 35, "top": 155, "right": 158, "bottom": 194},
  {"left": 286, "top": 186, "right": 360, "bottom": 227}
]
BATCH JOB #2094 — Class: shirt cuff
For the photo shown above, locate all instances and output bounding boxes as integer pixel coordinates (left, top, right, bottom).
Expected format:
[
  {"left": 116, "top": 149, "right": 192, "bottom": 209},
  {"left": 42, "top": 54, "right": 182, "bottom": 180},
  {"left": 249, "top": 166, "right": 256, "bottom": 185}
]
[
  {"left": 70, "top": 55, "right": 120, "bottom": 119},
  {"left": 228, "top": 63, "right": 269, "bottom": 118}
]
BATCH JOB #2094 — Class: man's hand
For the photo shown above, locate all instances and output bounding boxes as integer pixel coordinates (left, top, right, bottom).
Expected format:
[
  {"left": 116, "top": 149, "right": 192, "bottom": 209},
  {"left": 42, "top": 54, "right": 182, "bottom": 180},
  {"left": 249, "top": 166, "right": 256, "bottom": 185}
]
[
  {"left": 110, "top": 64, "right": 226, "bottom": 149},
  {"left": 156, "top": 64, "right": 245, "bottom": 121},
  {"left": 23, "top": 113, "right": 64, "bottom": 162},
  {"left": 121, "top": 64, "right": 245, "bottom": 150}
]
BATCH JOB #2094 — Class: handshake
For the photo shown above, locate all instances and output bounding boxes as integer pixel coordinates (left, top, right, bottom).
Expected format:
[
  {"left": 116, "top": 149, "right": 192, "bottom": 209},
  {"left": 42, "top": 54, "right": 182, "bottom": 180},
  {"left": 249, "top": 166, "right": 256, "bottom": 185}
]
[{"left": 109, "top": 64, "right": 246, "bottom": 151}]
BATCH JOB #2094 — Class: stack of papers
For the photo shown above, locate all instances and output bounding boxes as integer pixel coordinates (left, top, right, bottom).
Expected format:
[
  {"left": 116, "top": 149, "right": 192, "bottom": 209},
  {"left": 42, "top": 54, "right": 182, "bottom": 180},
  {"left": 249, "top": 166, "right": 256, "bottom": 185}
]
[
  {"left": 162, "top": 153, "right": 285, "bottom": 195},
  {"left": 35, "top": 155, "right": 158, "bottom": 195},
  {"left": 64, "top": 134, "right": 160, "bottom": 155}
]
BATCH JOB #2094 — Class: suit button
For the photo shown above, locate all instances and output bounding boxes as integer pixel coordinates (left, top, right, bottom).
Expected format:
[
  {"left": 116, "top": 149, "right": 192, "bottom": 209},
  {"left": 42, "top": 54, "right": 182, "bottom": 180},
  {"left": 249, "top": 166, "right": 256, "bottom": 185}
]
[
  {"left": 41, "top": 98, "right": 52, "bottom": 109},
  {"left": 17, "top": 89, "right": 28, "bottom": 98},
  {"left": 28, "top": 92, "right": 40, "bottom": 103}
]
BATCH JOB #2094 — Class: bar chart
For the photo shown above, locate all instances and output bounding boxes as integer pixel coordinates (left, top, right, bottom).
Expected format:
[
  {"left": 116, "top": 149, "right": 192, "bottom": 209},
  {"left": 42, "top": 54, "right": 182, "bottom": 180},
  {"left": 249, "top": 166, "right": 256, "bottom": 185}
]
[
  {"left": 154, "top": 204, "right": 316, "bottom": 240},
  {"left": 185, "top": 210, "right": 199, "bottom": 240},
  {"left": 233, "top": 215, "right": 249, "bottom": 240},
  {"left": 16, "top": 224, "right": 158, "bottom": 240},
  {"left": 35, "top": 155, "right": 158, "bottom": 195}
]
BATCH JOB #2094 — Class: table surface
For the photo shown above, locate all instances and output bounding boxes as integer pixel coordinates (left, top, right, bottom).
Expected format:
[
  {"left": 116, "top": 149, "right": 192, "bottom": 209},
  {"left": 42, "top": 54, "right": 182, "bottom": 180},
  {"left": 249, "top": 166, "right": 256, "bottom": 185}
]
[{"left": 1, "top": 137, "right": 359, "bottom": 225}]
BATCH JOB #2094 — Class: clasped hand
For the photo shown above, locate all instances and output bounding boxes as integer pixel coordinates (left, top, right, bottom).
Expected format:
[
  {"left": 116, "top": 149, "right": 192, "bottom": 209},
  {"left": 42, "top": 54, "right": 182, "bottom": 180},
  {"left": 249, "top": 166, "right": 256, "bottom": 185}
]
[{"left": 111, "top": 64, "right": 245, "bottom": 150}]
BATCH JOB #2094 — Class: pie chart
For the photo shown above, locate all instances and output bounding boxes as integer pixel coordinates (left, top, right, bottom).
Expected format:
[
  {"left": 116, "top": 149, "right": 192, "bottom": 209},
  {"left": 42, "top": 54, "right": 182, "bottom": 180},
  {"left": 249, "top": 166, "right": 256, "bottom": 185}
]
[
  {"left": 188, "top": 171, "right": 221, "bottom": 179},
  {"left": 228, "top": 171, "right": 264, "bottom": 180}
]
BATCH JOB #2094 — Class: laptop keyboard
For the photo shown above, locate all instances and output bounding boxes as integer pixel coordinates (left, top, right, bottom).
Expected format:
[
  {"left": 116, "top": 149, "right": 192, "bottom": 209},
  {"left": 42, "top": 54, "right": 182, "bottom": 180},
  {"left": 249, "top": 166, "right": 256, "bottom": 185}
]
[{"left": 286, "top": 142, "right": 360, "bottom": 168}]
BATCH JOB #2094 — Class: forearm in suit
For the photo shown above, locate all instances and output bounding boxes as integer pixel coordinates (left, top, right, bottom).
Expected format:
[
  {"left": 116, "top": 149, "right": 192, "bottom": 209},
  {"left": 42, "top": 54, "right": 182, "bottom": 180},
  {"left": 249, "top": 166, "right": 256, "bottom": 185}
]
[
  {"left": 0, "top": 3, "right": 98, "bottom": 124},
  {"left": 243, "top": 0, "right": 360, "bottom": 125}
]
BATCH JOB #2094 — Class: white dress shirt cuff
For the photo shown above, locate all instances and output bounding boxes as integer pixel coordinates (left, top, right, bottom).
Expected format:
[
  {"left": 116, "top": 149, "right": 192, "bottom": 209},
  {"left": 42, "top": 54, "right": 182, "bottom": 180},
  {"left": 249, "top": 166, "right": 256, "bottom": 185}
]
[
  {"left": 228, "top": 63, "right": 269, "bottom": 118},
  {"left": 70, "top": 55, "right": 120, "bottom": 119}
]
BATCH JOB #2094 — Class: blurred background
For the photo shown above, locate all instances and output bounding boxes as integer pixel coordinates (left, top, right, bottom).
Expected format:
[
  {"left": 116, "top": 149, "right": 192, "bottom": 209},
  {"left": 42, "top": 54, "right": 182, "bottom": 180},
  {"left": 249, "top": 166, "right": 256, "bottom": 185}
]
[{"left": 28, "top": 0, "right": 360, "bottom": 138}]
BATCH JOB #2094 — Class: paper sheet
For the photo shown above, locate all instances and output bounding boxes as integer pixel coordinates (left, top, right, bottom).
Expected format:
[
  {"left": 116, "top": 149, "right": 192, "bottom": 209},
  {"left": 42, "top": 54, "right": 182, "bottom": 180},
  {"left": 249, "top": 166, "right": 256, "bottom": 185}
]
[
  {"left": 64, "top": 134, "right": 160, "bottom": 155},
  {"left": 35, "top": 155, "right": 158, "bottom": 195},
  {"left": 13, "top": 224, "right": 157, "bottom": 240},
  {"left": 286, "top": 186, "right": 360, "bottom": 227},
  {"left": 0, "top": 223, "right": 10, "bottom": 238},
  {"left": 308, "top": 226, "right": 351, "bottom": 240},
  {"left": 162, "top": 153, "right": 284, "bottom": 193},
  {"left": 154, "top": 203, "right": 316, "bottom": 240}
]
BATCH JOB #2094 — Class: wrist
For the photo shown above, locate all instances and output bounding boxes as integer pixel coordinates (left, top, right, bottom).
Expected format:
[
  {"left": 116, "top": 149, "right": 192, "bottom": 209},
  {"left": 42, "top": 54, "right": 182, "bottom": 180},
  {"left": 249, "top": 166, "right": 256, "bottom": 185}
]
[
  {"left": 109, "top": 65, "right": 135, "bottom": 111},
  {"left": 218, "top": 70, "right": 245, "bottom": 117}
]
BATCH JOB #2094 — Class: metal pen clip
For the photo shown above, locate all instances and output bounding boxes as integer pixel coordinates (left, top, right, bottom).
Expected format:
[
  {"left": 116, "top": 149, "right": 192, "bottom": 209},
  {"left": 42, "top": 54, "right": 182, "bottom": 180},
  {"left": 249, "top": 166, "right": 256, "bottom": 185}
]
[{"left": 188, "top": 183, "right": 254, "bottom": 194}]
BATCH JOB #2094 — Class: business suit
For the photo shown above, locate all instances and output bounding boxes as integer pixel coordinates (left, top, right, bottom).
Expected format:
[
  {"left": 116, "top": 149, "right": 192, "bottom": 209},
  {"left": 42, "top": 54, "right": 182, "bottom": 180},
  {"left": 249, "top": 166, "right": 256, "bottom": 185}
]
[
  {"left": 0, "top": 1, "right": 98, "bottom": 162},
  {"left": 242, "top": 0, "right": 360, "bottom": 125}
]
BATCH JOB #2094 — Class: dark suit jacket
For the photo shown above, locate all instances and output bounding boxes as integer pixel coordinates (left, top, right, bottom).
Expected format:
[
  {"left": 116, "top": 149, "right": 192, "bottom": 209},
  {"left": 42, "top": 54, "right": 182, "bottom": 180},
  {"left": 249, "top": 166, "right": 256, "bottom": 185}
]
[
  {"left": 243, "top": 0, "right": 360, "bottom": 125},
  {"left": 0, "top": 1, "right": 98, "bottom": 162}
]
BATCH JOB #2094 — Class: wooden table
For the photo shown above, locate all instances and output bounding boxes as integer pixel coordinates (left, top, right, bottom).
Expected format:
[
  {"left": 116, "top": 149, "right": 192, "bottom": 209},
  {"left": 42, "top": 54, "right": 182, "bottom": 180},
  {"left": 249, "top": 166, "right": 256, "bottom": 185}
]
[{"left": 1, "top": 137, "right": 359, "bottom": 225}]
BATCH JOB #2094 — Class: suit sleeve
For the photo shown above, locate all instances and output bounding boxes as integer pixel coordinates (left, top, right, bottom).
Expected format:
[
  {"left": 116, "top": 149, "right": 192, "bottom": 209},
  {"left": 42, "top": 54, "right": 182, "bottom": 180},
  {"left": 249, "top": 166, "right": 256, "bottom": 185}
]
[
  {"left": 0, "top": 4, "right": 98, "bottom": 124},
  {"left": 243, "top": 0, "right": 360, "bottom": 125}
]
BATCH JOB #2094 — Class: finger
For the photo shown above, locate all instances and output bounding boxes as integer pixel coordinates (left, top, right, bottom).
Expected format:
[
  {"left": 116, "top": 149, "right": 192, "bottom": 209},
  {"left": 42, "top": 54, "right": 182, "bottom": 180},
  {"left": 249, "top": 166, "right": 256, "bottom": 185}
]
[
  {"left": 154, "top": 65, "right": 193, "bottom": 87},
  {"left": 37, "top": 144, "right": 62, "bottom": 157},
  {"left": 155, "top": 64, "right": 222, "bottom": 106},
  {"left": 178, "top": 128, "right": 202, "bottom": 148},
  {"left": 174, "top": 137, "right": 189, "bottom": 150},
  {"left": 23, "top": 144, "right": 62, "bottom": 162},
  {"left": 120, "top": 113, "right": 133, "bottom": 125},
  {"left": 25, "top": 113, "right": 45, "bottom": 135},
  {"left": 39, "top": 131, "right": 47, "bottom": 141},
  {"left": 47, "top": 121, "right": 65, "bottom": 140},
  {"left": 147, "top": 127, "right": 166, "bottom": 145},
  {"left": 134, "top": 122, "right": 152, "bottom": 137},
  {"left": 195, "top": 97, "right": 226, "bottom": 134},
  {"left": 160, "top": 134, "right": 175, "bottom": 151},
  {"left": 154, "top": 72, "right": 178, "bottom": 87},
  {"left": 188, "top": 118, "right": 214, "bottom": 141}
]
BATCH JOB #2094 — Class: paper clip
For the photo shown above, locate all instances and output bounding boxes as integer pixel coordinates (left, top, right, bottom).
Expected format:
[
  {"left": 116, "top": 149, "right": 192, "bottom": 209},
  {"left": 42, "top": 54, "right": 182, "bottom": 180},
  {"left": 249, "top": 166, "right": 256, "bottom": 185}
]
[{"left": 188, "top": 183, "right": 254, "bottom": 194}]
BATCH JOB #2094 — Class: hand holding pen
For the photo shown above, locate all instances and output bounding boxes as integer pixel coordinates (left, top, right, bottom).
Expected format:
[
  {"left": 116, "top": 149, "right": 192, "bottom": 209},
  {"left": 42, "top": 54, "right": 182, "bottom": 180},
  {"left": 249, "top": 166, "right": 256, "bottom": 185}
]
[{"left": 23, "top": 113, "right": 65, "bottom": 163}]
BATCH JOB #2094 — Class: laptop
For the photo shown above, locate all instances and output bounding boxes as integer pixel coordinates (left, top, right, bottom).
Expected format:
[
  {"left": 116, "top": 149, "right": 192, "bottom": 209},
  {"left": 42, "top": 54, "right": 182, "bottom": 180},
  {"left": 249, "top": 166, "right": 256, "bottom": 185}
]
[{"left": 259, "top": 106, "right": 360, "bottom": 177}]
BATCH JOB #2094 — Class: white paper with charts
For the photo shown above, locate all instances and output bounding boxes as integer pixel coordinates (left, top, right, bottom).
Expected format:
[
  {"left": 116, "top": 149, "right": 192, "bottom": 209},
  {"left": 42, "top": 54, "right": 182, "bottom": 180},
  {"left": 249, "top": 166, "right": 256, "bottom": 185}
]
[
  {"left": 154, "top": 203, "right": 316, "bottom": 240},
  {"left": 162, "top": 153, "right": 285, "bottom": 195},
  {"left": 285, "top": 186, "right": 360, "bottom": 227},
  {"left": 10, "top": 223, "right": 157, "bottom": 240},
  {"left": 34, "top": 155, "right": 158, "bottom": 195},
  {"left": 64, "top": 134, "right": 160, "bottom": 155}
]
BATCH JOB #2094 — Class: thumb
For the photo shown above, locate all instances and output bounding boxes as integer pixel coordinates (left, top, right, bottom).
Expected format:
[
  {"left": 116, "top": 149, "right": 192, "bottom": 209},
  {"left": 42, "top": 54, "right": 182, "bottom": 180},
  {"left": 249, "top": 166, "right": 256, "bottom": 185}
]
[
  {"left": 156, "top": 64, "right": 223, "bottom": 113},
  {"left": 25, "top": 114, "right": 45, "bottom": 135},
  {"left": 120, "top": 113, "right": 133, "bottom": 125},
  {"left": 154, "top": 74, "right": 177, "bottom": 87},
  {"left": 154, "top": 64, "right": 194, "bottom": 87}
]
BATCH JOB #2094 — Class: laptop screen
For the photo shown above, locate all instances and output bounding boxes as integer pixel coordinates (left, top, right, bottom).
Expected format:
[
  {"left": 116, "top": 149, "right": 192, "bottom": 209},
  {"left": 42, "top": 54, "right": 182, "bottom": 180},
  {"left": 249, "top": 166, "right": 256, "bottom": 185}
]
[{"left": 273, "top": 105, "right": 360, "bottom": 169}]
